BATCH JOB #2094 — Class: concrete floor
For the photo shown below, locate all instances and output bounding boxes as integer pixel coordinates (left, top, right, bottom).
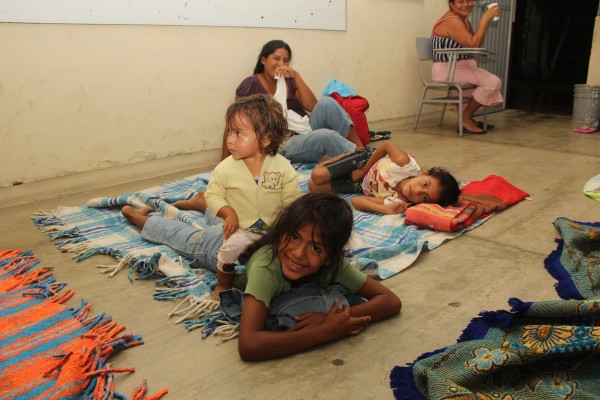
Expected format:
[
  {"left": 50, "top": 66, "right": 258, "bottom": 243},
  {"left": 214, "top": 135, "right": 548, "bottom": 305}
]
[{"left": 1, "top": 109, "right": 599, "bottom": 399}]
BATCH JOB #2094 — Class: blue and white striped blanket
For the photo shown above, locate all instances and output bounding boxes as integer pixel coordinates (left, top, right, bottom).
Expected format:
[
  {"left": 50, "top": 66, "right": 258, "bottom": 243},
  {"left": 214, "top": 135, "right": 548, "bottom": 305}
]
[{"left": 32, "top": 164, "right": 485, "bottom": 298}]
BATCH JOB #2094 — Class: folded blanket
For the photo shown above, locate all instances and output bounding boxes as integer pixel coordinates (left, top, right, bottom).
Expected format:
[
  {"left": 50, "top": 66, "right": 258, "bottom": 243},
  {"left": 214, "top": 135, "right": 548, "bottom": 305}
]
[
  {"left": 405, "top": 175, "right": 529, "bottom": 232},
  {"left": 405, "top": 202, "right": 477, "bottom": 232}
]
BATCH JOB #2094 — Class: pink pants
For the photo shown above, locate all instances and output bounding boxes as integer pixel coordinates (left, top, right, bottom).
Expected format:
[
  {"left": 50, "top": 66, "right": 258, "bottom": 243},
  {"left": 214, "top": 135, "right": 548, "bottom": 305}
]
[{"left": 432, "top": 59, "right": 503, "bottom": 107}]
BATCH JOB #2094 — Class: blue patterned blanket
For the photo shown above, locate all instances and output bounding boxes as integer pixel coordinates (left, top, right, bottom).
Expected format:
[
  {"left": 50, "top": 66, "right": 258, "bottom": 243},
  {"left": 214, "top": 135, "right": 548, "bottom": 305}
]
[
  {"left": 32, "top": 164, "right": 486, "bottom": 305},
  {"left": 390, "top": 218, "right": 600, "bottom": 399}
]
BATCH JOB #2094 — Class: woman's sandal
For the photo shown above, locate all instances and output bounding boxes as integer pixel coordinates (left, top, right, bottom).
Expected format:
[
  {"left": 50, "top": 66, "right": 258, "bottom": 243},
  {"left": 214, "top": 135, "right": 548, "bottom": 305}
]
[
  {"left": 457, "top": 127, "right": 487, "bottom": 134},
  {"left": 476, "top": 121, "right": 495, "bottom": 130},
  {"left": 369, "top": 130, "right": 391, "bottom": 141}
]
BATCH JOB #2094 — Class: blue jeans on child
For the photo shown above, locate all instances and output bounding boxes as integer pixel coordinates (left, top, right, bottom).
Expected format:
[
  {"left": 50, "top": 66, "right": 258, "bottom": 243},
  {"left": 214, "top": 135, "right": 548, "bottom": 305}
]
[
  {"left": 279, "top": 97, "right": 356, "bottom": 163},
  {"left": 141, "top": 211, "right": 223, "bottom": 273},
  {"left": 219, "top": 284, "right": 365, "bottom": 331}
]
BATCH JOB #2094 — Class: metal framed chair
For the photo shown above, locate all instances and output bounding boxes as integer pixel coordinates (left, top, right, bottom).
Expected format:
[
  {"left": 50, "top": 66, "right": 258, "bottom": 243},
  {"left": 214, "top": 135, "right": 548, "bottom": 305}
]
[{"left": 413, "top": 37, "right": 492, "bottom": 136}]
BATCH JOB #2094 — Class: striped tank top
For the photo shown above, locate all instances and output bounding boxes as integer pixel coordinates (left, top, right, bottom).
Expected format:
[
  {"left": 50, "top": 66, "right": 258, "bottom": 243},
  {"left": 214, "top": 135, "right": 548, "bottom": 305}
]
[{"left": 431, "top": 15, "right": 474, "bottom": 63}]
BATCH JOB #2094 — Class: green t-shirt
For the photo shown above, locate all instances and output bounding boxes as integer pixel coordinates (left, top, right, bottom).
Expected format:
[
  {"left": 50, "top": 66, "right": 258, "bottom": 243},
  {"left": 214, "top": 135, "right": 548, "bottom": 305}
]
[{"left": 233, "top": 246, "right": 368, "bottom": 308}]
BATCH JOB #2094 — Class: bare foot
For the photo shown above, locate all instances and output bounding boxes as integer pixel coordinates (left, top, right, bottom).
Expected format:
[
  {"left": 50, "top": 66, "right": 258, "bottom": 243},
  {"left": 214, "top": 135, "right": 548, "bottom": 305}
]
[
  {"left": 172, "top": 190, "right": 208, "bottom": 211},
  {"left": 462, "top": 119, "right": 484, "bottom": 133},
  {"left": 137, "top": 206, "right": 153, "bottom": 216},
  {"left": 121, "top": 205, "right": 153, "bottom": 229}
]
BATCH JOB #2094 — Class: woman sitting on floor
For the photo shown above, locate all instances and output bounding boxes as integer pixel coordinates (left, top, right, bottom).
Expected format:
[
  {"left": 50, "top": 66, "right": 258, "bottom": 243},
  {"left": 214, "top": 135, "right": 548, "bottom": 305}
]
[{"left": 221, "top": 39, "right": 364, "bottom": 163}]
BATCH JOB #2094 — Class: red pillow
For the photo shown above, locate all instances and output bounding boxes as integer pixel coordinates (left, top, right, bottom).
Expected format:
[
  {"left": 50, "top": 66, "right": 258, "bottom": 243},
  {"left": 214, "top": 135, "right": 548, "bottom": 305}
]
[{"left": 461, "top": 175, "right": 529, "bottom": 205}]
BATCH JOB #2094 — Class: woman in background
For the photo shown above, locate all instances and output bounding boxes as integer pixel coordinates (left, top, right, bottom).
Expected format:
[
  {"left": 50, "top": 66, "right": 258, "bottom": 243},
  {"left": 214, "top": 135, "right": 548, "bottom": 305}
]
[
  {"left": 222, "top": 40, "right": 364, "bottom": 163},
  {"left": 432, "top": 0, "right": 502, "bottom": 134}
]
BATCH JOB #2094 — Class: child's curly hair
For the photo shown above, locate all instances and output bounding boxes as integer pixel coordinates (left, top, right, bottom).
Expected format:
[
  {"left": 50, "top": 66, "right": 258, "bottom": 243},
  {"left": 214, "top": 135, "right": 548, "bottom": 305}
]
[
  {"left": 427, "top": 166, "right": 461, "bottom": 206},
  {"left": 224, "top": 94, "right": 288, "bottom": 155}
]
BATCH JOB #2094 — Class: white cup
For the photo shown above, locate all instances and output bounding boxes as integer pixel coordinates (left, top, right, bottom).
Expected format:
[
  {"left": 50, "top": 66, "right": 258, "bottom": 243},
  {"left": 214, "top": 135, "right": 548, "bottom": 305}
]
[{"left": 487, "top": 3, "right": 500, "bottom": 22}]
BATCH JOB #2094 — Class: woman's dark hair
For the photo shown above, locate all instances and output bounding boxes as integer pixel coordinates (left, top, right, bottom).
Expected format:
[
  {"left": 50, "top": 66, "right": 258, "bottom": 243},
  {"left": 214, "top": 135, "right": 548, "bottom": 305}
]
[
  {"left": 427, "top": 167, "right": 461, "bottom": 206},
  {"left": 224, "top": 94, "right": 288, "bottom": 156},
  {"left": 253, "top": 40, "right": 292, "bottom": 74},
  {"left": 239, "top": 193, "right": 354, "bottom": 284}
]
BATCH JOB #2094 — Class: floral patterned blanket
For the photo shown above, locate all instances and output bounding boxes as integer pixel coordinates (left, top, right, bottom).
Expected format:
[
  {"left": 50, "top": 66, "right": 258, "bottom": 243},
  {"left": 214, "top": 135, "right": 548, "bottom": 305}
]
[{"left": 390, "top": 218, "right": 600, "bottom": 399}]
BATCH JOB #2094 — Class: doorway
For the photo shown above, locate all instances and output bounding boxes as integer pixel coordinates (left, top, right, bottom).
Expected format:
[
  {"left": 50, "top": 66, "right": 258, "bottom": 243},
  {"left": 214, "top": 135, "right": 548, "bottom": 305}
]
[{"left": 506, "top": 0, "right": 600, "bottom": 115}]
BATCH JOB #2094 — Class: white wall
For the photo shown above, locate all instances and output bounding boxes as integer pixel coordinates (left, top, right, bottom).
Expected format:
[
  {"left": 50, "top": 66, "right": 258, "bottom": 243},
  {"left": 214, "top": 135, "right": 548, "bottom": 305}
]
[
  {"left": 0, "top": 0, "right": 347, "bottom": 30},
  {"left": 0, "top": 1, "right": 450, "bottom": 188}
]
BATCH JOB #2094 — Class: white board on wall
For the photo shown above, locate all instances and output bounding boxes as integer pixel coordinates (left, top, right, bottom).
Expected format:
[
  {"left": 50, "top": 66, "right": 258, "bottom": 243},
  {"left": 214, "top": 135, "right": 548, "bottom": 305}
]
[{"left": 0, "top": 0, "right": 347, "bottom": 31}]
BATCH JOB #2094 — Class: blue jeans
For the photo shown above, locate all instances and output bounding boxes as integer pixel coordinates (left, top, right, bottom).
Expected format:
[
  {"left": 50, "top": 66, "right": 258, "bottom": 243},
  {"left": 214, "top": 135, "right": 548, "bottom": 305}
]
[
  {"left": 280, "top": 97, "right": 356, "bottom": 163},
  {"left": 220, "top": 284, "right": 365, "bottom": 331},
  {"left": 141, "top": 212, "right": 223, "bottom": 273}
]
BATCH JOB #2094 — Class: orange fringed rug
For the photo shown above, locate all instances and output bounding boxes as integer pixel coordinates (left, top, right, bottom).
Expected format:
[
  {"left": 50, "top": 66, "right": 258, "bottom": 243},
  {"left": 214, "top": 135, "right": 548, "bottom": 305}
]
[{"left": 0, "top": 249, "right": 168, "bottom": 400}]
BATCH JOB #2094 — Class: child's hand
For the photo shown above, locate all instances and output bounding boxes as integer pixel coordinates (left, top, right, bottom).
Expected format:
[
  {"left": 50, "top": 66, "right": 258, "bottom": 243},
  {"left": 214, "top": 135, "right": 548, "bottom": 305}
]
[
  {"left": 222, "top": 215, "right": 239, "bottom": 240},
  {"left": 288, "top": 312, "right": 327, "bottom": 331},
  {"left": 459, "top": 193, "right": 507, "bottom": 219},
  {"left": 382, "top": 200, "right": 408, "bottom": 215},
  {"left": 322, "top": 299, "right": 371, "bottom": 338},
  {"left": 380, "top": 197, "right": 409, "bottom": 214},
  {"left": 212, "top": 284, "right": 228, "bottom": 301}
]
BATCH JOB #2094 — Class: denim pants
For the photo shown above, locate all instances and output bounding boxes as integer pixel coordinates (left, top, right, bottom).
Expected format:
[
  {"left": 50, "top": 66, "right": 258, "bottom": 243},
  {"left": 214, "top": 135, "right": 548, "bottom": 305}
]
[
  {"left": 280, "top": 97, "right": 356, "bottom": 163},
  {"left": 220, "top": 284, "right": 365, "bottom": 331},
  {"left": 141, "top": 212, "right": 223, "bottom": 273}
]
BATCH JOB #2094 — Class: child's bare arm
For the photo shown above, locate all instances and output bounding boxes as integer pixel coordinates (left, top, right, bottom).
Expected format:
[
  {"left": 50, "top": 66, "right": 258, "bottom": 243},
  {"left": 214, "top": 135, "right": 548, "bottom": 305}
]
[
  {"left": 379, "top": 141, "right": 411, "bottom": 167},
  {"left": 213, "top": 269, "right": 234, "bottom": 300},
  {"left": 348, "top": 277, "right": 402, "bottom": 322},
  {"left": 238, "top": 295, "right": 370, "bottom": 361},
  {"left": 286, "top": 277, "right": 401, "bottom": 336},
  {"left": 359, "top": 142, "right": 409, "bottom": 174},
  {"left": 351, "top": 196, "right": 408, "bottom": 214}
]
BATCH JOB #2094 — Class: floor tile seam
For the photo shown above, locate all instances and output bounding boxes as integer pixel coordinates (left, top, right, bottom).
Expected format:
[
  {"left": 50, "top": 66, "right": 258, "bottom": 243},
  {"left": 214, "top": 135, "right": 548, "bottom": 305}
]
[
  {"left": 459, "top": 234, "right": 550, "bottom": 259},
  {"left": 405, "top": 131, "right": 600, "bottom": 159}
]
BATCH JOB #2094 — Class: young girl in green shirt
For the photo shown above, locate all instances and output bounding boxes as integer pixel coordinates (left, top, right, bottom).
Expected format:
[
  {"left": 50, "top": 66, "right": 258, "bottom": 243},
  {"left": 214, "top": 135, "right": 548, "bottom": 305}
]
[{"left": 232, "top": 192, "right": 402, "bottom": 361}]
